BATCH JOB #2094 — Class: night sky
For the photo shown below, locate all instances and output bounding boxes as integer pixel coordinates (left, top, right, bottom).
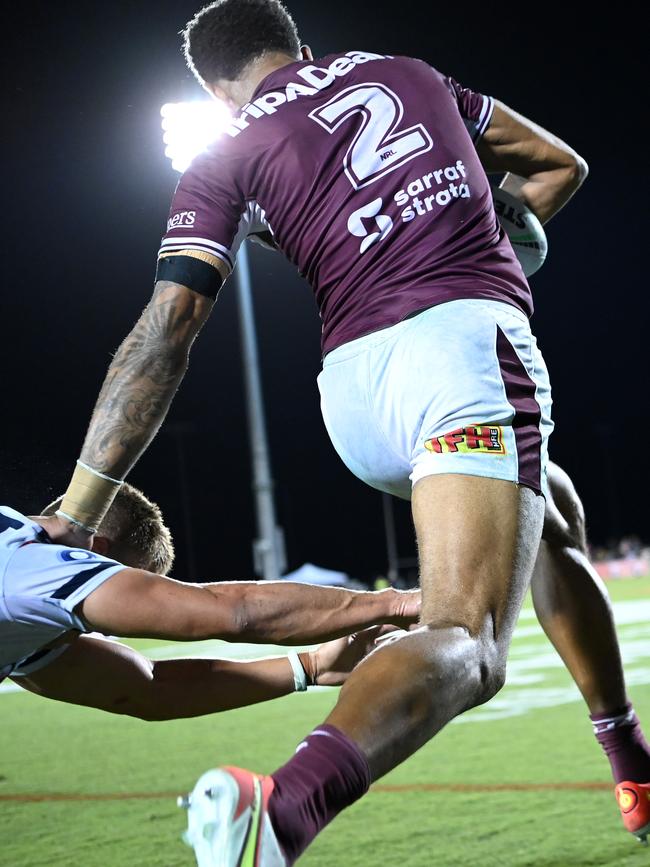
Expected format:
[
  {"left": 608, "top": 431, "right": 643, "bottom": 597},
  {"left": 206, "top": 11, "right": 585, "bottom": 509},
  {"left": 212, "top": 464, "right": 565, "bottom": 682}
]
[{"left": 3, "top": 3, "right": 647, "bottom": 583}]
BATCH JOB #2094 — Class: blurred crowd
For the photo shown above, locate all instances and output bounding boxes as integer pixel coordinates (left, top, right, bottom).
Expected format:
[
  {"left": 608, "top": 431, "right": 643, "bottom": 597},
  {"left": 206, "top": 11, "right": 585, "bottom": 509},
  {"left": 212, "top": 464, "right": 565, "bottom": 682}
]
[
  {"left": 591, "top": 535, "right": 649, "bottom": 564},
  {"left": 367, "top": 535, "right": 650, "bottom": 590}
]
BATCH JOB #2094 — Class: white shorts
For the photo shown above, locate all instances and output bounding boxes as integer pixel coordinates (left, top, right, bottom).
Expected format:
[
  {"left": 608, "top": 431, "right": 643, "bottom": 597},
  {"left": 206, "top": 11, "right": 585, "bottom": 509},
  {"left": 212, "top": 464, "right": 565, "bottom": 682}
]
[{"left": 317, "top": 299, "right": 553, "bottom": 500}]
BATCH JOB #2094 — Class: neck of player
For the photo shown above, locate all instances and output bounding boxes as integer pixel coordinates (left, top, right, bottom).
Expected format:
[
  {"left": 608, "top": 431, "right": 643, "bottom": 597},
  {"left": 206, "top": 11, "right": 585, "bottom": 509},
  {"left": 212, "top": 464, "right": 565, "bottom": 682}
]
[{"left": 211, "top": 48, "right": 312, "bottom": 110}]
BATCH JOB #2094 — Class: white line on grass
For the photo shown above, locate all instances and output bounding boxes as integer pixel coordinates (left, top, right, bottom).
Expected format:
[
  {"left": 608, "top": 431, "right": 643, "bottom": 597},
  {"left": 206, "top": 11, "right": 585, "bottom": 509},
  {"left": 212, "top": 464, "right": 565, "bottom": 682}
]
[{"left": 3, "top": 600, "right": 650, "bottom": 718}]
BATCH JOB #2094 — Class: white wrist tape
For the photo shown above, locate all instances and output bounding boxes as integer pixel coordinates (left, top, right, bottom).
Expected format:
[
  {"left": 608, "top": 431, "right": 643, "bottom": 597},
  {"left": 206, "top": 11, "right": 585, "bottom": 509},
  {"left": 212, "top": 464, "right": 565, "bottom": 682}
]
[
  {"left": 287, "top": 652, "right": 308, "bottom": 692},
  {"left": 76, "top": 460, "right": 122, "bottom": 485},
  {"left": 54, "top": 510, "right": 96, "bottom": 534}
]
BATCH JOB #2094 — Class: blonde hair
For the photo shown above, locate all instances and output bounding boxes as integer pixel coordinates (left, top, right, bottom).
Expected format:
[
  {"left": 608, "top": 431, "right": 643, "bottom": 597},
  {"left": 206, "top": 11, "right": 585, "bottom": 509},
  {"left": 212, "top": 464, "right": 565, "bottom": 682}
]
[{"left": 45, "top": 483, "right": 175, "bottom": 576}]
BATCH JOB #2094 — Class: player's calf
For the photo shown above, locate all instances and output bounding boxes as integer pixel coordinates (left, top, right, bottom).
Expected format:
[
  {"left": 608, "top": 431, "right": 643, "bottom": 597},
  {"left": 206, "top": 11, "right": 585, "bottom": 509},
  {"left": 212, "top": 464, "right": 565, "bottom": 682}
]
[
  {"left": 265, "top": 624, "right": 508, "bottom": 866},
  {"left": 533, "top": 462, "right": 650, "bottom": 841},
  {"left": 532, "top": 462, "right": 624, "bottom": 714}
]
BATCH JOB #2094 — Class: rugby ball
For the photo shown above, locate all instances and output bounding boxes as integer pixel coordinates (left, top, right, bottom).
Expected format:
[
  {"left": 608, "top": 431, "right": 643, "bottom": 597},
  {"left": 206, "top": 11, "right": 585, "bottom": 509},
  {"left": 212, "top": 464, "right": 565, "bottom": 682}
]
[{"left": 491, "top": 184, "right": 548, "bottom": 278}]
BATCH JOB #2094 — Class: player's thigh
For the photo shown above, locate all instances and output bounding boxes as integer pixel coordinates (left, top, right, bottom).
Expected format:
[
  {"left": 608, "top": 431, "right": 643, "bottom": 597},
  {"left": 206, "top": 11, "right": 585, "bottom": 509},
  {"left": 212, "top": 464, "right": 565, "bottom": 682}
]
[
  {"left": 412, "top": 473, "right": 544, "bottom": 646},
  {"left": 14, "top": 634, "right": 153, "bottom": 714}
]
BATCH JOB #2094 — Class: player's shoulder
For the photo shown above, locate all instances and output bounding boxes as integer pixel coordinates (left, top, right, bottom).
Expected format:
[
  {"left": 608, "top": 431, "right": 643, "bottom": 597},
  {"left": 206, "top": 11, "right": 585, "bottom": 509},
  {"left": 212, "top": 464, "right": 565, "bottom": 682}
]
[
  {"left": 0, "top": 506, "right": 44, "bottom": 564},
  {"left": 314, "top": 49, "right": 438, "bottom": 78},
  {"left": 392, "top": 56, "right": 456, "bottom": 91},
  {"left": 1, "top": 509, "right": 124, "bottom": 581},
  {"left": 333, "top": 51, "right": 451, "bottom": 94},
  {"left": 0, "top": 506, "right": 40, "bottom": 540}
]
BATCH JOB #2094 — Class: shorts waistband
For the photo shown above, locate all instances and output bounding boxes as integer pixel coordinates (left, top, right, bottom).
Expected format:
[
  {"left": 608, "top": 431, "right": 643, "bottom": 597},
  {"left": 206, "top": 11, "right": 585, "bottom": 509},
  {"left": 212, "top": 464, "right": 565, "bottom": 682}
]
[{"left": 322, "top": 299, "right": 529, "bottom": 366}]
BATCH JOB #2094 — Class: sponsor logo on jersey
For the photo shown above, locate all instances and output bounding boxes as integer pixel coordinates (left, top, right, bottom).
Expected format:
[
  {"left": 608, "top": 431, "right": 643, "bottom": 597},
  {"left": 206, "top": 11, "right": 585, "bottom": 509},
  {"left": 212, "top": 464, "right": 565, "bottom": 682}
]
[
  {"left": 58, "top": 549, "right": 100, "bottom": 563},
  {"left": 345, "top": 159, "right": 472, "bottom": 249},
  {"left": 347, "top": 198, "right": 394, "bottom": 253},
  {"left": 167, "top": 211, "right": 196, "bottom": 231},
  {"left": 225, "top": 52, "right": 388, "bottom": 138},
  {"left": 425, "top": 425, "right": 506, "bottom": 455},
  {"left": 395, "top": 160, "right": 470, "bottom": 223}
]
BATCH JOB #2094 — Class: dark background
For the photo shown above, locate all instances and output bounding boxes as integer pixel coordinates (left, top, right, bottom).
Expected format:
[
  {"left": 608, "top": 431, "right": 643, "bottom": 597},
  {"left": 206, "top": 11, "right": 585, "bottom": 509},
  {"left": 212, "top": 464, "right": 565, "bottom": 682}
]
[{"left": 3, "top": 3, "right": 647, "bottom": 582}]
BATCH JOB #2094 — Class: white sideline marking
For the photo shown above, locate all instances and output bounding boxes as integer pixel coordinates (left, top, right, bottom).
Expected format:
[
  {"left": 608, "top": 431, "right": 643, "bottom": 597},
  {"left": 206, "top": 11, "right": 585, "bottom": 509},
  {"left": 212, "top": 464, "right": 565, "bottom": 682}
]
[
  {"left": 2, "top": 600, "right": 650, "bottom": 721},
  {"left": 459, "top": 600, "right": 650, "bottom": 723}
]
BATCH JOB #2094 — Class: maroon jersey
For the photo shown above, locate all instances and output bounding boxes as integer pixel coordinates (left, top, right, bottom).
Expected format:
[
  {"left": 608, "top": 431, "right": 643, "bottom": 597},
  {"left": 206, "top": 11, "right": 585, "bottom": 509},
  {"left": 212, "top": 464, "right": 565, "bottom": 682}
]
[{"left": 159, "top": 51, "right": 532, "bottom": 355}]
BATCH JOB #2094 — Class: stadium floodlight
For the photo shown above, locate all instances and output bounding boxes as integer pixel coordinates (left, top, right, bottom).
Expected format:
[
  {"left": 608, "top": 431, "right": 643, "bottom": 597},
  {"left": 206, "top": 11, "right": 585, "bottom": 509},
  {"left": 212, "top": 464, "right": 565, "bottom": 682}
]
[
  {"left": 160, "top": 100, "right": 287, "bottom": 581},
  {"left": 160, "top": 100, "right": 232, "bottom": 173}
]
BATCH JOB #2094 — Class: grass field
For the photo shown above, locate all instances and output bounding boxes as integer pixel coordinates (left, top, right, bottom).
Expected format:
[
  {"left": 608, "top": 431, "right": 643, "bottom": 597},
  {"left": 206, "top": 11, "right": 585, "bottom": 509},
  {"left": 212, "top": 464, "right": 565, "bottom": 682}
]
[{"left": 2, "top": 578, "right": 650, "bottom": 866}]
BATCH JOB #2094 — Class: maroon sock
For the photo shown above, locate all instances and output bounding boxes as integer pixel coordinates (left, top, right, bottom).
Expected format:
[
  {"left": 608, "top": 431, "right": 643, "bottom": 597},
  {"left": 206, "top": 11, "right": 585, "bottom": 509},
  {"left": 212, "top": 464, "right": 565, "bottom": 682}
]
[
  {"left": 267, "top": 724, "right": 371, "bottom": 864},
  {"left": 591, "top": 703, "right": 650, "bottom": 784}
]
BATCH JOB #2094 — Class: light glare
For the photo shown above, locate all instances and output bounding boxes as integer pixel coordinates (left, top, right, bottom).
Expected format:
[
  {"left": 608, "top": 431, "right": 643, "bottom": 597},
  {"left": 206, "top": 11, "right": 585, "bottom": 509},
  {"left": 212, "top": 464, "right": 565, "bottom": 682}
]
[{"left": 160, "top": 101, "right": 232, "bottom": 173}]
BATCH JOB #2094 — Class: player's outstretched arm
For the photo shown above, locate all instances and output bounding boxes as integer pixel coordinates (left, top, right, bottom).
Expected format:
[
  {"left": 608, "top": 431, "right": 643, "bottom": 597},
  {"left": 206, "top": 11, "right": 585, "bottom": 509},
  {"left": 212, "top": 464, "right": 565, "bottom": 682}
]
[
  {"left": 78, "top": 569, "right": 420, "bottom": 644},
  {"left": 13, "top": 629, "right": 385, "bottom": 720},
  {"left": 477, "top": 102, "right": 589, "bottom": 224},
  {"left": 82, "top": 279, "right": 215, "bottom": 476},
  {"left": 38, "top": 278, "right": 218, "bottom": 547}
]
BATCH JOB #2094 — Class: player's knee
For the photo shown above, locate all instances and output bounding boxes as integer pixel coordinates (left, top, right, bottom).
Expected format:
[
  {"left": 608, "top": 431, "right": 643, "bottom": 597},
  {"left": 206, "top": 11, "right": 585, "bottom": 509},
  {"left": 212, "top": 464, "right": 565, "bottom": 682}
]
[
  {"left": 417, "top": 624, "right": 504, "bottom": 708},
  {"left": 462, "top": 638, "right": 505, "bottom": 708},
  {"left": 478, "top": 653, "right": 507, "bottom": 703}
]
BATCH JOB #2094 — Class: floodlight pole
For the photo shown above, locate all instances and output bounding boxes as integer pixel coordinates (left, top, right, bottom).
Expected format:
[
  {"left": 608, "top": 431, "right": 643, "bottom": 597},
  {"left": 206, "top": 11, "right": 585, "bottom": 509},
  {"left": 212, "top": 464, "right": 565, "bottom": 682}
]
[{"left": 235, "top": 242, "right": 287, "bottom": 580}]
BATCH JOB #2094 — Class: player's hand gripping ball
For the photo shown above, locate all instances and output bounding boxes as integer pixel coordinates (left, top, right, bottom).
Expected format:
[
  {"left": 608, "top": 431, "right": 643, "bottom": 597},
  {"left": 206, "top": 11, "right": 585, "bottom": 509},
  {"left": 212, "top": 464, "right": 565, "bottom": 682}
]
[{"left": 491, "top": 185, "right": 548, "bottom": 278}]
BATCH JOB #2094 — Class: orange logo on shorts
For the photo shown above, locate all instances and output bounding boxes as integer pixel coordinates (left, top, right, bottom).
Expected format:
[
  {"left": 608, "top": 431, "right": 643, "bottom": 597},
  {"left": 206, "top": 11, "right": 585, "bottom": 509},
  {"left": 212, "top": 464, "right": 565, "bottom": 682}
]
[{"left": 425, "top": 425, "right": 506, "bottom": 455}]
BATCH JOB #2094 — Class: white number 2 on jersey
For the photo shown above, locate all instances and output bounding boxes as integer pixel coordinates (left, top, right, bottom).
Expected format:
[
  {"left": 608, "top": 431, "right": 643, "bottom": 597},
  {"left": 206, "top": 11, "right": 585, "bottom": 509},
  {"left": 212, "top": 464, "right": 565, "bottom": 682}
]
[{"left": 309, "top": 83, "right": 433, "bottom": 190}]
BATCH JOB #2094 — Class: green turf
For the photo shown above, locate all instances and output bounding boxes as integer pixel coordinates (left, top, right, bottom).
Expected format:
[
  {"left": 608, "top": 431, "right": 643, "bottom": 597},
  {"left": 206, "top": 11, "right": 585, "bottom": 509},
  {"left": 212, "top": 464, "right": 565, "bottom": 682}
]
[{"left": 1, "top": 578, "right": 649, "bottom": 866}]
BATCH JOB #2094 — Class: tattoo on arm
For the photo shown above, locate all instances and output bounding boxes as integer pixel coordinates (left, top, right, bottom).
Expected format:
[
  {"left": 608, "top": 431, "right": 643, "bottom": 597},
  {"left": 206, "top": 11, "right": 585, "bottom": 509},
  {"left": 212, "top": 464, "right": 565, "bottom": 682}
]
[{"left": 80, "top": 281, "right": 213, "bottom": 477}]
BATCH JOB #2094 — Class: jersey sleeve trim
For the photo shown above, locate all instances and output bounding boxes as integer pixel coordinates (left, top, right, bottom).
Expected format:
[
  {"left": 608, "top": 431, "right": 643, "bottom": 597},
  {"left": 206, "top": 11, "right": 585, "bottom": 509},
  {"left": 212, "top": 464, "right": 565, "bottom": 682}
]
[
  {"left": 158, "top": 200, "right": 275, "bottom": 288},
  {"left": 50, "top": 561, "right": 123, "bottom": 601},
  {"left": 158, "top": 249, "right": 223, "bottom": 267},
  {"left": 158, "top": 236, "right": 234, "bottom": 270},
  {"left": 57, "top": 562, "right": 127, "bottom": 618},
  {"left": 472, "top": 95, "right": 494, "bottom": 141}
]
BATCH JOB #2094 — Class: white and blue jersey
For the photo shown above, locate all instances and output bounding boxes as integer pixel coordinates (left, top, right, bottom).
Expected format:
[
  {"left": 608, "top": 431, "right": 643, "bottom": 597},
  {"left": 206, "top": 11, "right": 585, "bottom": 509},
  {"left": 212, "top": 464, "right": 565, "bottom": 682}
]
[{"left": 0, "top": 506, "right": 125, "bottom": 682}]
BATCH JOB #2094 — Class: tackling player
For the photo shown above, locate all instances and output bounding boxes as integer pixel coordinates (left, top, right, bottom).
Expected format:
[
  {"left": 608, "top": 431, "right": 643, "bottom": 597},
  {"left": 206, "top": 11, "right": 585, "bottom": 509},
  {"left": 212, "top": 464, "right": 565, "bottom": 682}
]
[
  {"left": 35, "top": 0, "right": 649, "bottom": 858},
  {"left": 1, "top": 485, "right": 421, "bottom": 715}
]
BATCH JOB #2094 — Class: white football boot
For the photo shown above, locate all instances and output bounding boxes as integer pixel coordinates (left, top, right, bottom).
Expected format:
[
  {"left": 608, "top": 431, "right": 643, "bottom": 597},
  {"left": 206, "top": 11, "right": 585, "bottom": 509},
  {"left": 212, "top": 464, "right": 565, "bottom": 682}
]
[{"left": 179, "top": 766, "right": 287, "bottom": 867}]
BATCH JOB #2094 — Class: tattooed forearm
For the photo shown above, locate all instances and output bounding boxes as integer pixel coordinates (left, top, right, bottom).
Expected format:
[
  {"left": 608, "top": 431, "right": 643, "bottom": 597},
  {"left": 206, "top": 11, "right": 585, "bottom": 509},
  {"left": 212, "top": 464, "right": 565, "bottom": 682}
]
[{"left": 80, "top": 281, "right": 214, "bottom": 477}]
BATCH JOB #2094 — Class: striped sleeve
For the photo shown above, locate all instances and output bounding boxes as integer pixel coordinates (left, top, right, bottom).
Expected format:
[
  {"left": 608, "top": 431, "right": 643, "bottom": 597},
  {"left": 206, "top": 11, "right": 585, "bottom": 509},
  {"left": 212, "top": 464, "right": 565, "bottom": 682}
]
[
  {"left": 444, "top": 76, "right": 494, "bottom": 142},
  {"left": 158, "top": 150, "right": 276, "bottom": 277},
  {"left": 158, "top": 151, "right": 246, "bottom": 273},
  {"left": 159, "top": 235, "right": 235, "bottom": 270}
]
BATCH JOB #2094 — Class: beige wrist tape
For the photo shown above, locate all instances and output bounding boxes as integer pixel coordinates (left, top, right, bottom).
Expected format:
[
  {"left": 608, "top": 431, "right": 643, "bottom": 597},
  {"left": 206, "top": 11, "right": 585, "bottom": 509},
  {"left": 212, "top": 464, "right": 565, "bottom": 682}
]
[{"left": 58, "top": 461, "right": 123, "bottom": 532}]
